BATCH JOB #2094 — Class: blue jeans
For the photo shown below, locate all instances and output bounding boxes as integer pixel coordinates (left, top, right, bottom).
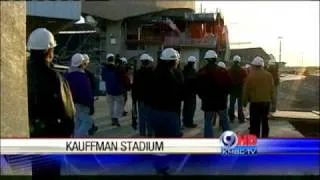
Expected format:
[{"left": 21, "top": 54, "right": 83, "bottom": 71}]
[
  {"left": 138, "top": 102, "right": 153, "bottom": 137},
  {"left": 228, "top": 93, "right": 245, "bottom": 122},
  {"left": 204, "top": 109, "right": 230, "bottom": 138},
  {"left": 74, "top": 104, "right": 93, "bottom": 137},
  {"left": 148, "top": 107, "right": 182, "bottom": 173}
]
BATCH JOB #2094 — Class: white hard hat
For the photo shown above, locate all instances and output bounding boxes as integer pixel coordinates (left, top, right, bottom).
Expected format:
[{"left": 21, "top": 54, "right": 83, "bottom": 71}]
[
  {"left": 244, "top": 64, "right": 251, "bottom": 69},
  {"left": 204, "top": 50, "right": 218, "bottom": 59},
  {"left": 160, "top": 48, "right": 180, "bottom": 61},
  {"left": 27, "top": 28, "right": 57, "bottom": 50},
  {"left": 139, "top": 53, "right": 153, "bottom": 61},
  {"left": 120, "top": 57, "right": 127, "bottom": 64},
  {"left": 187, "top": 56, "right": 197, "bottom": 62},
  {"left": 217, "top": 61, "right": 226, "bottom": 69},
  {"left": 71, "top": 53, "right": 84, "bottom": 67},
  {"left": 251, "top": 56, "right": 264, "bottom": 67},
  {"left": 233, "top": 55, "right": 241, "bottom": 62},
  {"left": 106, "top": 53, "right": 115, "bottom": 60},
  {"left": 174, "top": 50, "right": 181, "bottom": 59},
  {"left": 83, "top": 54, "right": 90, "bottom": 63}
]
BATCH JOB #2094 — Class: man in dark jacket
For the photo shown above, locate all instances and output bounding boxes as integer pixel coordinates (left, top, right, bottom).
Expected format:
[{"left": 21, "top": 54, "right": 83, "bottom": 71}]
[
  {"left": 182, "top": 56, "right": 198, "bottom": 128},
  {"left": 227, "top": 55, "right": 247, "bottom": 123},
  {"left": 132, "top": 53, "right": 154, "bottom": 137},
  {"left": 148, "top": 48, "right": 184, "bottom": 175},
  {"left": 196, "top": 50, "right": 231, "bottom": 138},
  {"left": 266, "top": 59, "right": 280, "bottom": 112},
  {"left": 27, "top": 28, "right": 75, "bottom": 177},
  {"left": 102, "top": 54, "right": 130, "bottom": 126},
  {"left": 83, "top": 54, "right": 98, "bottom": 135},
  {"left": 65, "top": 53, "right": 94, "bottom": 137},
  {"left": 119, "top": 57, "right": 131, "bottom": 116}
]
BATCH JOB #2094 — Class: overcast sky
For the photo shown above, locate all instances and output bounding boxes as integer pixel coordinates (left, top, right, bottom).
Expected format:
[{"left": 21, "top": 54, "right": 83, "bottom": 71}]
[{"left": 196, "top": 1, "right": 319, "bottom": 66}]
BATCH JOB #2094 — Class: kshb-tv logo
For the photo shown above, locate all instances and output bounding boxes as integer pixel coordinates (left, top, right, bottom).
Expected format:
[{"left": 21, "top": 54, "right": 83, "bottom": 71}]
[{"left": 220, "top": 131, "right": 258, "bottom": 155}]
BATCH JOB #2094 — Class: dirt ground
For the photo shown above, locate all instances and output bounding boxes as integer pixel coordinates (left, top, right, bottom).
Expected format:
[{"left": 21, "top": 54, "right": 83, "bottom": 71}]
[
  {"left": 277, "top": 75, "right": 319, "bottom": 137},
  {"left": 277, "top": 75, "right": 319, "bottom": 112}
]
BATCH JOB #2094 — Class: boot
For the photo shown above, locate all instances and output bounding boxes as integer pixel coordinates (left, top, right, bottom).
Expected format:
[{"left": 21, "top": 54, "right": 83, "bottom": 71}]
[{"left": 111, "top": 118, "right": 121, "bottom": 127}]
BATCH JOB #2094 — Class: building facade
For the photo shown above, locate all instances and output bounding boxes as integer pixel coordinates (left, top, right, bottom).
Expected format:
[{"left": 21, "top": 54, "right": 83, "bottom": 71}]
[{"left": 26, "top": 1, "right": 82, "bottom": 35}]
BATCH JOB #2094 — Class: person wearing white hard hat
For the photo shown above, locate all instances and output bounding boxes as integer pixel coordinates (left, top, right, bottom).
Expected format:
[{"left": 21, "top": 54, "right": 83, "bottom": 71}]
[
  {"left": 101, "top": 53, "right": 128, "bottom": 127},
  {"left": 131, "top": 53, "right": 155, "bottom": 136},
  {"left": 196, "top": 50, "right": 231, "bottom": 137},
  {"left": 148, "top": 48, "right": 183, "bottom": 175},
  {"left": 181, "top": 56, "right": 198, "bottom": 128},
  {"left": 118, "top": 57, "right": 131, "bottom": 117},
  {"left": 65, "top": 53, "right": 94, "bottom": 137},
  {"left": 243, "top": 56, "right": 274, "bottom": 138},
  {"left": 243, "top": 64, "right": 251, "bottom": 74},
  {"left": 266, "top": 57, "right": 279, "bottom": 112},
  {"left": 82, "top": 54, "right": 99, "bottom": 135},
  {"left": 227, "top": 55, "right": 247, "bottom": 123},
  {"left": 27, "top": 28, "right": 75, "bottom": 176},
  {"left": 217, "top": 61, "right": 227, "bottom": 69},
  {"left": 242, "top": 63, "right": 252, "bottom": 121}
]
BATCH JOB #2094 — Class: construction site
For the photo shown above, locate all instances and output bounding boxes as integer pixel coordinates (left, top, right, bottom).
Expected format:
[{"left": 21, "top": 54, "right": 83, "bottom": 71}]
[{"left": 0, "top": 0, "right": 319, "bottom": 175}]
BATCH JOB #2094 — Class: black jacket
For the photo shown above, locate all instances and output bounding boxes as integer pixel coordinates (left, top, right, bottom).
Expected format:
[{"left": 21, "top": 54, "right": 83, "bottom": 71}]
[
  {"left": 132, "top": 67, "right": 154, "bottom": 105},
  {"left": 196, "top": 64, "right": 231, "bottom": 111},
  {"left": 182, "top": 64, "right": 197, "bottom": 97},
  {"left": 149, "top": 67, "right": 184, "bottom": 113},
  {"left": 84, "top": 69, "right": 96, "bottom": 91},
  {"left": 28, "top": 59, "right": 75, "bottom": 137}
]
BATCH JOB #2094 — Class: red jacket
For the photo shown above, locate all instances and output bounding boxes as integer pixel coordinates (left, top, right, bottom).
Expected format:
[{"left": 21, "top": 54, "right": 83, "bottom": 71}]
[
  {"left": 196, "top": 65, "right": 231, "bottom": 111},
  {"left": 119, "top": 67, "right": 131, "bottom": 91}
]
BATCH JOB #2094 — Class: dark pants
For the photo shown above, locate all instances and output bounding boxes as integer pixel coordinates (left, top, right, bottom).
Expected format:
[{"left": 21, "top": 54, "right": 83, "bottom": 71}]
[
  {"left": 228, "top": 93, "right": 245, "bottom": 122},
  {"left": 138, "top": 102, "right": 153, "bottom": 137},
  {"left": 32, "top": 155, "right": 61, "bottom": 179},
  {"left": 249, "top": 102, "right": 270, "bottom": 138},
  {"left": 182, "top": 95, "right": 196, "bottom": 126},
  {"left": 148, "top": 107, "right": 182, "bottom": 173}
]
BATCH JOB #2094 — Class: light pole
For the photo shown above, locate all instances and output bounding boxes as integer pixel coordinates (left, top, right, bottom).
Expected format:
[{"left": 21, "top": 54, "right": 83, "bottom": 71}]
[{"left": 278, "top": 36, "right": 282, "bottom": 62}]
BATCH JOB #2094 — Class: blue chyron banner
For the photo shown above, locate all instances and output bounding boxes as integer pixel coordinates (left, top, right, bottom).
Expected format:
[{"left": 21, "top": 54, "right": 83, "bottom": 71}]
[{"left": 1, "top": 139, "right": 319, "bottom": 175}]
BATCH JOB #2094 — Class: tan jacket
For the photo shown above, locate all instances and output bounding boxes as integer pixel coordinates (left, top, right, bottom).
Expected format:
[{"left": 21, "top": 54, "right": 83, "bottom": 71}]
[{"left": 243, "top": 69, "right": 274, "bottom": 103}]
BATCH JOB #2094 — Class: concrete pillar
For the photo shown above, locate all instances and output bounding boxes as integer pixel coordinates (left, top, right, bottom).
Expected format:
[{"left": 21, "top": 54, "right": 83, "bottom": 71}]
[
  {"left": 0, "top": 2, "right": 29, "bottom": 137},
  {"left": 1, "top": 1, "right": 30, "bottom": 175},
  {"left": 106, "top": 21, "right": 123, "bottom": 54}
]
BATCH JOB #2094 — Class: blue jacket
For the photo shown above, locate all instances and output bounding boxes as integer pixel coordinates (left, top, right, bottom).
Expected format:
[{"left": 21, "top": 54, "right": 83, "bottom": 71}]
[
  {"left": 64, "top": 68, "right": 94, "bottom": 108},
  {"left": 101, "top": 64, "right": 124, "bottom": 96}
]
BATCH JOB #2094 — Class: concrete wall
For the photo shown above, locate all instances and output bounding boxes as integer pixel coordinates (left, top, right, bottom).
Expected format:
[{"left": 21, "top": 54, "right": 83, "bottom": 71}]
[
  {"left": 82, "top": 0, "right": 195, "bottom": 21},
  {"left": 27, "top": 1, "right": 81, "bottom": 20},
  {"left": 105, "top": 21, "right": 123, "bottom": 54},
  {"left": 0, "top": 1, "right": 29, "bottom": 138}
]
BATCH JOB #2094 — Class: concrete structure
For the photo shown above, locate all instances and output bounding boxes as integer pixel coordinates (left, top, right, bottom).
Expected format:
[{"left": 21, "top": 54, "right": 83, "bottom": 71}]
[
  {"left": 1, "top": 1, "right": 30, "bottom": 174},
  {"left": 0, "top": 1, "right": 29, "bottom": 138},
  {"left": 27, "top": 1, "right": 81, "bottom": 35},
  {"left": 81, "top": 0, "right": 196, "bottom": 61}
]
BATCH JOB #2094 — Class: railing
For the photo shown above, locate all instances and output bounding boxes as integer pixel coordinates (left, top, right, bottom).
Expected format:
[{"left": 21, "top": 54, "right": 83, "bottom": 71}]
[
  {"left": 126, "top": 34, "right": 218, "bottom": 48},
  {"left": 164, "top": 35, "right": 217, "bottom": 47}
]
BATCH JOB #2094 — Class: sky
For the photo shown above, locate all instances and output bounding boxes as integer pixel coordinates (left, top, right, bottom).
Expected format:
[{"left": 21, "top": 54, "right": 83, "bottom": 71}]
[{"left": 196, "top": 1, "right": 319, "bottom": 67}]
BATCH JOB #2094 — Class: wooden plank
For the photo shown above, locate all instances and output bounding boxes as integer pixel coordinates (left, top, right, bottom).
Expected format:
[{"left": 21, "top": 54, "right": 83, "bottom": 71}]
[
  {"left": 271, "top": 111, "right": 320, "bottom": 121},
  {"left": 312, "top": 111, "right": 320, "bottom": 115}
]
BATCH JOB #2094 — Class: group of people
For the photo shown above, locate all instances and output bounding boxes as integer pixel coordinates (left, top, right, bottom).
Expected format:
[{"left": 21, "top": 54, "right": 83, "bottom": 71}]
[
  {"left": 26, "top": 27, "right": 279, "bottom": 176},
  {"left": 102, "top": 48, "right": 278, "bottom": 174}
]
